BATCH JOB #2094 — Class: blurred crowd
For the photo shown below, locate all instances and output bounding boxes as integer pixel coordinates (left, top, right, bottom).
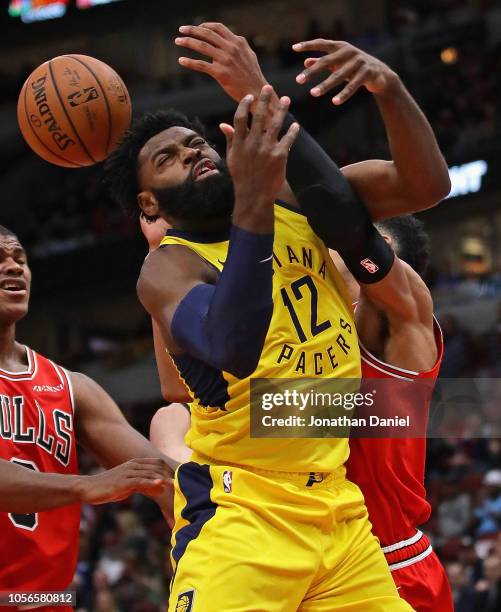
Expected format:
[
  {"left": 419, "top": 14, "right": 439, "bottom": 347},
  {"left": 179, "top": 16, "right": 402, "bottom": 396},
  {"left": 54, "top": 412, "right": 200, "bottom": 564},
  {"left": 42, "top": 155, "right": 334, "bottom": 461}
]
[{"left": 427, "top": 439, "right": 501, "bottom": 612}]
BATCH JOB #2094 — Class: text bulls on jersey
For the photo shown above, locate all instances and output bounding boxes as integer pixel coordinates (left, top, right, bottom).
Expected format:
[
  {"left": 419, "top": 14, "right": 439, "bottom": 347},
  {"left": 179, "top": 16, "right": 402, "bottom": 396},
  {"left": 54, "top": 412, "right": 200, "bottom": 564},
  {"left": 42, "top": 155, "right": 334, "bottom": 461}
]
[{"left": 0, "top": 394, "right": 73, "bottom": 466}]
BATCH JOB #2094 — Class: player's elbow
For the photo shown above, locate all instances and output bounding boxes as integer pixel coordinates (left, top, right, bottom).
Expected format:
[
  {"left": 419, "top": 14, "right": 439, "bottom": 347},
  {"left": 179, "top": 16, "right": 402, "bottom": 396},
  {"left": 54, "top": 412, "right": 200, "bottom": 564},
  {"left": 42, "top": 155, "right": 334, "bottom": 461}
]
[
  {"left": 160, "top": 383, "right": 191, "bottom": 404},
  {"left": 425, "top": 172, "right": 451, "bottom": 207},
  {"left": 412, "top": 168, "right": 451, "bottom": 210}
]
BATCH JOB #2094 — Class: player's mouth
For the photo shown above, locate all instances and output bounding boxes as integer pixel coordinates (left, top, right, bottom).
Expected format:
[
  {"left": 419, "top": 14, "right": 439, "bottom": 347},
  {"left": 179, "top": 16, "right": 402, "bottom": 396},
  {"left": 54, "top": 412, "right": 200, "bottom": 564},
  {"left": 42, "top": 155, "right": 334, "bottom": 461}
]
[
  {"left": 0, "top": 279, "right": 27, "bottom": 297},
  {"left": 192, "top": 159, "right": 219, "bottom": 182}
]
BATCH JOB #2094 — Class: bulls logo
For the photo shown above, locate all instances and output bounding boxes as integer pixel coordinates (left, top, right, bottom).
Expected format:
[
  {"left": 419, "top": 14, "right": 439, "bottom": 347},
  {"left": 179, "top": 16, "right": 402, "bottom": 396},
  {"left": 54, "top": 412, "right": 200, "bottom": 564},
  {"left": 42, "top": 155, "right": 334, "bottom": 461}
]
[{"left": 67, "top": 86, "right": 99, "bottom": 107}]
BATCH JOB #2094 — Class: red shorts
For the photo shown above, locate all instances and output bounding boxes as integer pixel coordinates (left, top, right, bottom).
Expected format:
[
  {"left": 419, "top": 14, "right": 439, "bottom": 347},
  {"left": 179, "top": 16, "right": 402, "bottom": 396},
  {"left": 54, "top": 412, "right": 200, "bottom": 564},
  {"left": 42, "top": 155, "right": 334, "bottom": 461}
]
[{"left": 383, "top": 531, "right": 453, "bottom": 612}]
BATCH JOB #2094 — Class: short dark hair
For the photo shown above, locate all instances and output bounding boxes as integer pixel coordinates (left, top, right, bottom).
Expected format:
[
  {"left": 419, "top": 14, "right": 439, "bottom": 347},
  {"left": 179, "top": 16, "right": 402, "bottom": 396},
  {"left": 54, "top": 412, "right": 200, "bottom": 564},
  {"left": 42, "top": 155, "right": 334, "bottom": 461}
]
[
  {"left": 104, "top": 109, "right": 206, "bottom": 216},
  {"left": 0, "top": 225, "right": 19, "bottom": 241},
  {"left": 376, "top": 215, "right": 430, "bottom": 276}
]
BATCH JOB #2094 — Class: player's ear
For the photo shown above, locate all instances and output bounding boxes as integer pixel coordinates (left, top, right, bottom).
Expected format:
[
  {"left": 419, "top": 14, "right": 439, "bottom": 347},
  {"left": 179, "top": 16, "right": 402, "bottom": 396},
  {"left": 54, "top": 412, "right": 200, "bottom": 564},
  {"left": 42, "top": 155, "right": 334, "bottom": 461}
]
[
  {"left": 381, "top": 233, "right": 392, "bottom": 247},
  {"left": 138, "top": 191, "right": 160, "bottom": 218}
]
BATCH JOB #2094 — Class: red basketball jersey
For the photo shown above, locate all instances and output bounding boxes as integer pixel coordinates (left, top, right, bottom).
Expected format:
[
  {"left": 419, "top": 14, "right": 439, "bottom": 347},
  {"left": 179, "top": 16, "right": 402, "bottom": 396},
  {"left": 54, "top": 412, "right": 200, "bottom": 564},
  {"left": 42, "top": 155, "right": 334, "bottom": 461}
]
[
  {"left": 346, "top": 318, "right": 443, "bottom": 547},
  {"left": 0, "top": 347, "right": 79, "bottom": 594}
]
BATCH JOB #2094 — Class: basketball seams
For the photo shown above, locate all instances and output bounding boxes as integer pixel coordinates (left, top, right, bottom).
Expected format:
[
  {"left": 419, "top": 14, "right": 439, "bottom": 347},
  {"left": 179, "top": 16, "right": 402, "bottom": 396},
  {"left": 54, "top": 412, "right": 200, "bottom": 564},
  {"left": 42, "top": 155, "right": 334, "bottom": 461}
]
[
  {"left": 20, "top": 78, "right": 80, "bottom": 168},
  {"left": 48, "top": 59, "right": 97, "bottom": 165},
  {"left": 65, "top": 54, "right": 113, "bottom": 157}
]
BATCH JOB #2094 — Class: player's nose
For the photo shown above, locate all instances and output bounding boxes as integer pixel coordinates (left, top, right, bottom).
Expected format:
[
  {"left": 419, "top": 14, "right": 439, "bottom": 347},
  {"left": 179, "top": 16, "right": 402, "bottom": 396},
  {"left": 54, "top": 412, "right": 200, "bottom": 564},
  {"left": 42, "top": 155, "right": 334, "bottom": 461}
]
[
  {"left": 4, "top": 257, "right": 24, "bottom": 275},
  {"left": 181, "top": 146, "right": 202, "bottom": 166}
]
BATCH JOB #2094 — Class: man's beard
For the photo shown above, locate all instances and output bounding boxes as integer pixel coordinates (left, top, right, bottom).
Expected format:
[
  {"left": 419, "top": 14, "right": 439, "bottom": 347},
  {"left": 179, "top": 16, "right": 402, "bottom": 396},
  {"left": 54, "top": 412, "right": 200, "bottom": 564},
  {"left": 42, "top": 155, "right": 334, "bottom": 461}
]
[{"left": 153, "top": 160, "right": 234, "bottom": 223}]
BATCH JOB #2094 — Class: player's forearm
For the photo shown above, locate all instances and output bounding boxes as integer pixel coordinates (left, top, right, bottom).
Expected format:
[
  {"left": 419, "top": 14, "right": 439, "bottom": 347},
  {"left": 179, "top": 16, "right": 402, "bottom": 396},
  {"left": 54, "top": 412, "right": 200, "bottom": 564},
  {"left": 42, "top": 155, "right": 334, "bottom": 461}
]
[
  {"left": 151, "top": 319, "right": 191, "bottom": 403},
  {"left": 282, "top": 113, "right": 361, "bottom": 218},
  {"left": 83, "top": 425, "right": 178, "bottom": 474},
  {"left": 0, "top": 459, "right": 84, "bottom": 512},
  {"left": 374, "top": 75, "right": 450, "bottom": 206}
]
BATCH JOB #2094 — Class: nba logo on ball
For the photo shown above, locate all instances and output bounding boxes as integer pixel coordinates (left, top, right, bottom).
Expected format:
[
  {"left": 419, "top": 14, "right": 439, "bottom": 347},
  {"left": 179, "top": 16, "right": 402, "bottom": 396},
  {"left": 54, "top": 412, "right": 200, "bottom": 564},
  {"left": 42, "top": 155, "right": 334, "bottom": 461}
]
[
  {"left": 223, "top": 470, "right": 233, "bottom": 493},
  {"left": 360, "top": 258, "right": 379, "bottom": 274},
  {"left": 175, "top": 589, "right": 195, "bottom": 611}
]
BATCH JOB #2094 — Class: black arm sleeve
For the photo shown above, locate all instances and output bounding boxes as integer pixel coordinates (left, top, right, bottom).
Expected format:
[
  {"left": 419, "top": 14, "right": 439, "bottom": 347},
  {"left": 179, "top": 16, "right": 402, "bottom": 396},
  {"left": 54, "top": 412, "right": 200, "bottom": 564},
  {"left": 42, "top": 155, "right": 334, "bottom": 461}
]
[{"left": 283, "top": 114, "right": 395, "bottom": 283}]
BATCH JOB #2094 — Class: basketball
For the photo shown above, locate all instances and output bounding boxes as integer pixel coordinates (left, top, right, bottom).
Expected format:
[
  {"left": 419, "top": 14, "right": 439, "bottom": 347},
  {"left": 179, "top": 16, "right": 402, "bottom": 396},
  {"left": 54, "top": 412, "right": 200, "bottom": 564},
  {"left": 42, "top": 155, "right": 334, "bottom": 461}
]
[{"left": 17, "top": 55, "right": 132, "bottom": 168}]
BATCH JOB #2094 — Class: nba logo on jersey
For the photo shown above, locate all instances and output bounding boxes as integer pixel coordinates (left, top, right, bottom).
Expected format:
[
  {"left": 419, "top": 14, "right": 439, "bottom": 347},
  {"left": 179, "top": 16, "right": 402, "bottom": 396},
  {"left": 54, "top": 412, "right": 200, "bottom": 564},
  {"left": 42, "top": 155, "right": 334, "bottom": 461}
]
[
  {"left": 223, "top": 470, "right": 233, "bottom": 493},
  {"left": 175, "top": 589, "right": 195, "bottom": 611},
  {"left": 360, "top": 258, "right": 379, "bottom": 274}
]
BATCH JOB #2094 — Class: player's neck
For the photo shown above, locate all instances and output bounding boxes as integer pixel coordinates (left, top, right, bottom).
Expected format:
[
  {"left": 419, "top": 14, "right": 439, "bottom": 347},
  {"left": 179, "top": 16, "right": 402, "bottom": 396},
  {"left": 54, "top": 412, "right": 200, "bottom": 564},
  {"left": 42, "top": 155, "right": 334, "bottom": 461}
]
[
  {"left": 172, "top": 216, "right": 231, "bottom": 234},
  {"left": 0, "top": 324, "right": 24, "bottom": 370}
]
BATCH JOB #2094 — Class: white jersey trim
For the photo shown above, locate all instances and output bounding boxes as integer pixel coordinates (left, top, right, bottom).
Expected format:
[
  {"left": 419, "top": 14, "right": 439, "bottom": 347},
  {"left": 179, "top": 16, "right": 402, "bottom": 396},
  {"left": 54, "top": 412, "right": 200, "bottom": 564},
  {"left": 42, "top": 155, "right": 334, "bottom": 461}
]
[
  {"left": 0, "top": 347, "right": 38, "bottom": 381},
  {"left": 50, "top": 361, "right": 76, "bottom": 415},
  {"left": 382, "top": 529, "right": 423, "bottom": 553},
  {"left": 61, "top": 367, "right": 76, "bottom": 415},
  {"left": 359, "top": 339, "right": 419, "bottom": 376},
  {"left": 360, "top": 354, "right": 414, "bottom": 381},
  {"left": 359, "top": 315, "right": 443, "bottom": 378},
  {"left": 389, "top": 545, "right": 433, "bottom": 571}
]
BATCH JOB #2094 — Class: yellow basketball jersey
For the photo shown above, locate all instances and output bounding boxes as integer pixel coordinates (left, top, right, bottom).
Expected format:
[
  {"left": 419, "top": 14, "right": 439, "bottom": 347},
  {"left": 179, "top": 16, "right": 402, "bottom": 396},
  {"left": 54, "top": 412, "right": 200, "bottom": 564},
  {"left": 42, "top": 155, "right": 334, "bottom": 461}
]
[{"left": 160, "top": 201, "right": 361, "bottom": 472}]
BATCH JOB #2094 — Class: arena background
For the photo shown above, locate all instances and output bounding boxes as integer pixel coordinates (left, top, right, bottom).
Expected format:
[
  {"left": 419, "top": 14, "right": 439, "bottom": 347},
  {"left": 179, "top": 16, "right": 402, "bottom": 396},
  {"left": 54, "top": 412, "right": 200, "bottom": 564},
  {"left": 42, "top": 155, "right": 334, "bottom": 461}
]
[{"left": 1, "top": 0, "right": 501, "bottom": 610}]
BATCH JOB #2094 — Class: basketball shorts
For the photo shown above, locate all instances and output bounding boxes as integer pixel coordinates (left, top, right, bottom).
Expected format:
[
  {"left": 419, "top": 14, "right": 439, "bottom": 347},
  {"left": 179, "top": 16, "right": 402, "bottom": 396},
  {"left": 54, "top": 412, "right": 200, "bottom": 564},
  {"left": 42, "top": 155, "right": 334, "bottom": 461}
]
[
  {"left": 385, "top": 533, "right": 453, "bottom": 612},
  {"left": 168, "top": 458, "right": 414, "bottom": 611}
]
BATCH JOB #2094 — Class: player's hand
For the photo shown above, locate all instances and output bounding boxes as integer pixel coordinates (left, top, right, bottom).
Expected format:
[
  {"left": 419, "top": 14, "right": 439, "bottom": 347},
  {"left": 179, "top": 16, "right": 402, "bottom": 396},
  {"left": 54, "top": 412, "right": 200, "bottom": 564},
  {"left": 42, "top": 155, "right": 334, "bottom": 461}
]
[
  {"left": 293, "top": 39, "right": 398, "bottom": 105},
  {"left": 79, "top": 458, "right": 171, "bottom": 504},
  {"left": 140, "top": 212, "right": 170, "bottom": 251},
  {"left": 220, "top": 85, "right": 299, "bottom": 209},
  {"left": 175, "top": 23, "right": 276, "bottom": 112}
]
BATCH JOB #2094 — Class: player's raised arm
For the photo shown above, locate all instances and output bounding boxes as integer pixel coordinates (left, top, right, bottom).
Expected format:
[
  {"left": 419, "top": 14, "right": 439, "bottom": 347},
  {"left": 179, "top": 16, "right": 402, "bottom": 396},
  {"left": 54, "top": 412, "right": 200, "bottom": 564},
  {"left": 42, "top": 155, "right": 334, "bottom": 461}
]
[
  {"left": 293, "top": 39, "right": 451, "bottom": 217},
  {"left": 174, "top": 22, "right": 362, "bottom": 212},
  {"left": 173, "top": 22, "right": 403, "bottom": 281},
  {"left": 137, "top": 88, "right": 299, "bottom": 379}
]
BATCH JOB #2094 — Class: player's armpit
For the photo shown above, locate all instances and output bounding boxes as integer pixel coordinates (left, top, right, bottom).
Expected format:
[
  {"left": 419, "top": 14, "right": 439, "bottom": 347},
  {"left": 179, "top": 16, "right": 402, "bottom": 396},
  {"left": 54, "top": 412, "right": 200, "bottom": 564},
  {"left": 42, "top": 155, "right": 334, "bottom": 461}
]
[{"left": 70, "top": 371, "right": 177, "bottom": 474}]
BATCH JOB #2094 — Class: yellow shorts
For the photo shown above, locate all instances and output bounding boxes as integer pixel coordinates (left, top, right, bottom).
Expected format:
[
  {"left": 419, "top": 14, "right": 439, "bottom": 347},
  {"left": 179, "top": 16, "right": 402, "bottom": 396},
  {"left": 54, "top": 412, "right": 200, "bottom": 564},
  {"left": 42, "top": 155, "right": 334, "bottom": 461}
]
[{"left": 169, "top": 459, "right": 414, "bottom": 612}]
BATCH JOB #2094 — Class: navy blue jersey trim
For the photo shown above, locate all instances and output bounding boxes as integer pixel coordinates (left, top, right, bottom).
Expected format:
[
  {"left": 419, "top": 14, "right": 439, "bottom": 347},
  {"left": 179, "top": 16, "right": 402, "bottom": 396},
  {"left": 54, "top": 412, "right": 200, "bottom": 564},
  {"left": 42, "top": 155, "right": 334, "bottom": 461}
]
[
  {"left": 171, "top": 462, "right": 218, "bottom": 568},
  {"left": 275, "top": 199, "right": 306, "bottom": 216},
  {"left": 165, "top": 227, "right": 231, "bottom": 243},
  {"left": 172, "top": 355, "right": 229, "bottom": 410}
]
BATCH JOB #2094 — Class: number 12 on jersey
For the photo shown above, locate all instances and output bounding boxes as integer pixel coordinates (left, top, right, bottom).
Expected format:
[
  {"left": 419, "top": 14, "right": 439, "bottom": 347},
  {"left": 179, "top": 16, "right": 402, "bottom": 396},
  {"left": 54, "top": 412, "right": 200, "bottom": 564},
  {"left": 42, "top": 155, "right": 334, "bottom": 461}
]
[{"left": 281, "top": 276, "right": 332, "bottom": 343}]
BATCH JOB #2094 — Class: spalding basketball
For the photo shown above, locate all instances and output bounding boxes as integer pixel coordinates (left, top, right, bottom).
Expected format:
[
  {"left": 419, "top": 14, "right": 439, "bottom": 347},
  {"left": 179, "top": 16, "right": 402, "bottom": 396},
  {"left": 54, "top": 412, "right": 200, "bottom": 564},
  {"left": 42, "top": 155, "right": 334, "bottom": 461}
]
[{"left": 17, "top": 54, "right": 132, "bottom": 167}]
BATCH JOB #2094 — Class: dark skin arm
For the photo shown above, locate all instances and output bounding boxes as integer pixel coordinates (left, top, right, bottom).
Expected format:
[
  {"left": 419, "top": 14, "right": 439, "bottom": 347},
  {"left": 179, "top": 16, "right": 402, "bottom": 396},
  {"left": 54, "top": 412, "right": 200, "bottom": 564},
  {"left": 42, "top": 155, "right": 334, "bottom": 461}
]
[
  {"left": 0, "top": 372, "right": 176, "bottom": 514},
  {"left": 176, "top": 24, "right": 450, "bottom": 219},
  {"left": 72, "top": 371, "right": 177, "bottom": 474},
  {"left": 0, "top": 456, "right": 171, "bottom": 513},
  {"left": 294, "top": 39, "right": 451, "bottom": 217},
  {"left": 140, "top": 214, "right": 191, "bottom": 403},
  {"left": 357, "top": 259, "right": 437, "bottom": 372}
]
